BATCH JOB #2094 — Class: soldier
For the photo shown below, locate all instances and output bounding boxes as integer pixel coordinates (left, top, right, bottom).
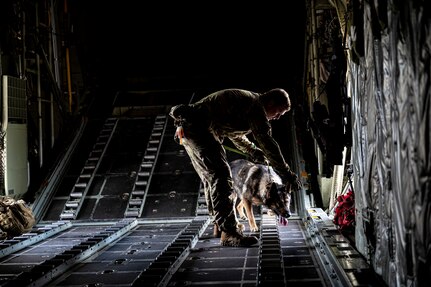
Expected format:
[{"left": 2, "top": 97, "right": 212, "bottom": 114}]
[{"left": 169, "top": 88, "right": 301, "bottom": 247}]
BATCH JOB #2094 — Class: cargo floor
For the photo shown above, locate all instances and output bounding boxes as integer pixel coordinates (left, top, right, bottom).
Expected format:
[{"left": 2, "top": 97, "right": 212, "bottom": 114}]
[{"left": 0, "top": 114, "right": 384, "bottom": 286}]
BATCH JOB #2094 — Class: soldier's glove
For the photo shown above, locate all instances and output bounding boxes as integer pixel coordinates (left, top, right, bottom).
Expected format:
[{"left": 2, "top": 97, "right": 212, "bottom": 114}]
[
  {"left": 285, "top": 171, "right": 302, "bottom": 191},
  {"left": 170, "top": 104, "right": 193, "bottom": 145},
  {"left": 249, "top": 148, "right": 268, "bottom": 164}
]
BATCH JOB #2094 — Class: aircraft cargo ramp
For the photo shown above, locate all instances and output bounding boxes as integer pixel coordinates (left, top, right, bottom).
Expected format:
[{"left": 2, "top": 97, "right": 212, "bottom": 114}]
[{"left": 0, "top": 112, "right": 384, "bottom": 286}]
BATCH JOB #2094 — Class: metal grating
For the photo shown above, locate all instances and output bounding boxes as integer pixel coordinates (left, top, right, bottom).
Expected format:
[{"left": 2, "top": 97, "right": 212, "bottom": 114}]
[
  {"left": 2, "top": 75, "right": 27, "bottom": 122},
  {"left": 0, "top": 221, "right": 71, "bottom": 259},
  {"left": 132, "top": 217, "right": 210, "bottom": 286},
  {"left": 258, "top": 212, "right": 286, "bottom": 286},
  {"left": 0, "top": 219, "right": 137, "bottom": 287},
  {"left": 168, "top": 219, "right": 260, "bottom": 286}
]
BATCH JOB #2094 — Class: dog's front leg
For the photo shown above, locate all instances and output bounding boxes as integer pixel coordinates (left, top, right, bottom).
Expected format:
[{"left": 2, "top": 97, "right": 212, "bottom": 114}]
[
  {"left": 236, "top": 199, "right": 248, "bottom": 220},
  {"left": 243, "top": 200, "right": 259, "bottom": 232},
  {"left": 231, "top": 197, "right": 245, "bottom": 233}
]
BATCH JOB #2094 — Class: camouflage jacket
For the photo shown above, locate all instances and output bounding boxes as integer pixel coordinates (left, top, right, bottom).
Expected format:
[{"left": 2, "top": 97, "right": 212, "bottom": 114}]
[{"left": 190, "top": 89, "right": 293, "bottom": 179}]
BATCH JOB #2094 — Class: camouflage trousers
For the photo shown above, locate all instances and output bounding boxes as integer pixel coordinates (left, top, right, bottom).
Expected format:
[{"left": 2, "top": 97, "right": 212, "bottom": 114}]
[{"left": 171, "top": 114, "right": 237, "bottom": 232}]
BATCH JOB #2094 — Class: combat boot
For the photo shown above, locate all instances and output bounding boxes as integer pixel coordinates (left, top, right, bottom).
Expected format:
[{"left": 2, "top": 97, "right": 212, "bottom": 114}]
[
  {"left": 215, "top": 222, "right": 244, "bottom": 238},
  {"left": 213, "top": 223, "right": 221, "bottom": 238},
  {"left": 220, "top": 230, "right": 259, "bottom": 247}
]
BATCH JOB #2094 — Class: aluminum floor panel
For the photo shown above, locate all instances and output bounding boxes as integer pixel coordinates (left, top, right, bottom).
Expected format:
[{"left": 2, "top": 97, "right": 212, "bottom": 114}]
[
  {"left": 43, "top": 118, "right": 155, "bottom": 222},
  {"left": 167, "top": 216, "right": 332, "bottom": 286},
  {"left": 141, "top": 194, "right": 198, "bottom": 218},
  {"left": 0, "top": 224, "right": 113, "bottom": 284},
  {"left": 168, "top": 220, "right": 261, "bottom": 286},
  {"left": 279, "top": 219, "right": 330, "bottom": 286},
  {"left": 51, "top": 222, "right": 189, "bottom": 286}
]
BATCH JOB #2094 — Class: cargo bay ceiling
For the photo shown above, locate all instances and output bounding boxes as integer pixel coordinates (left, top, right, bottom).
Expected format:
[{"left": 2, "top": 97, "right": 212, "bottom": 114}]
[{"left": 71, "top": 1, "right": 307, "bottom": 93}]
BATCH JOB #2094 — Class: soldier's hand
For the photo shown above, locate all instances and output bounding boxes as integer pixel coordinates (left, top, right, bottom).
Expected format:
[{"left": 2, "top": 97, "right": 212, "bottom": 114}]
[
  {"left": 284, "top": 171, "right": 302, "bottom": 191},
  {"left": 289, "top": 172, "right": 302, "bottom": 191}
]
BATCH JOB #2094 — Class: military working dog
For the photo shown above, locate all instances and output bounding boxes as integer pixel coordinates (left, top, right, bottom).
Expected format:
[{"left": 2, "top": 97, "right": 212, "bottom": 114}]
[{"left": 229, "top": 158, "right": 291, "bottom": 232}]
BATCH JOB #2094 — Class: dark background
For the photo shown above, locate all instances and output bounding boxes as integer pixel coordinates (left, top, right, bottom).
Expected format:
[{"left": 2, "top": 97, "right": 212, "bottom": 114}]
[{"left": 71, "top": 2, "right": 307, "bottom": 94}]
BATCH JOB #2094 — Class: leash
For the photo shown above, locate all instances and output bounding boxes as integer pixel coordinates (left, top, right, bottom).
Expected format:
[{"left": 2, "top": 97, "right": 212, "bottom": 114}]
[{"left": 223, "top": 145, "right": 247, "bottom": 156}]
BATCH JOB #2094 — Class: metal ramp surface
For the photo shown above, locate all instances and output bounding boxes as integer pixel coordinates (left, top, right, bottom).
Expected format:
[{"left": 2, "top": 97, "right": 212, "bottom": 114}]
[
  {"left": 139, "top": 116, "right": 201, "bottom": 219},
  {"left": 43, "top": 117, "right": 159, "bottom": 221},
  {"left": 43, "top": 114, "right": 200, "bottom": 223},
  {"left": 59, "top": 118, "right": 119, "bottom": 220},
  {"left": 0, "top": 213, "right": 385, "bottom": 286},
  {"left": 0, "top": 218, "right": 211, "bottom": 286},
  {"left": 0, "top": 107, "right": 386, "bottom": 286},
  {"left": 168, "top": 215, "right": 330, "bottom": 286},
  {"left": 124, "top": 114, "right": 168, "bottom": 218}
]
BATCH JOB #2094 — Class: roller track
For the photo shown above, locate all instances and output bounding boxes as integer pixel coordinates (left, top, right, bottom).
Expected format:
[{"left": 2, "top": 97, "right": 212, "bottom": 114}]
[{"left": 0, "top": 113, "right": 384, "bottom": 286}]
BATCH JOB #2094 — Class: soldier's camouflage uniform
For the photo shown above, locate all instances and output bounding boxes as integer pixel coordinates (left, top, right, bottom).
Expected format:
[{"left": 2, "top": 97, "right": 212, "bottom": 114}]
[{"left": 169, "top": 89, "right": 294, "bottom": 233}]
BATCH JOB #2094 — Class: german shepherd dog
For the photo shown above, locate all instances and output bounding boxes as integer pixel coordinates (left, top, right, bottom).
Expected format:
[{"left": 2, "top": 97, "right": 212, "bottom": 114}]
[{"left": 229, "top": 159, "right": 291, "bottom": 232}]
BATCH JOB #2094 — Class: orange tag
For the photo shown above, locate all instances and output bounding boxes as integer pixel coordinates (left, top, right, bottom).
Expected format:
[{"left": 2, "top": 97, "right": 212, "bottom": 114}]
[{"left": 175, "top": 126, "right": 184, "bottom": 145}]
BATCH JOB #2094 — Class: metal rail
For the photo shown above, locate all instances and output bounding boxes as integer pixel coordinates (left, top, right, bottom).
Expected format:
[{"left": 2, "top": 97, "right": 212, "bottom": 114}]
[
  {"left": 132, "top": 216, "right": 210, "bottom": 286},
  {"left": 0, "top": 221, "right": 71, "bottom": 258},
  {"left": 258, "top": 212, "right": 286, "bottom": 286},
  {"left": 305, "top": 208, "right": 382, "bottom": 286},
  {"left": 60, "top": 118, "right": 118, "bottom": 220},
  {"left": 2, "top": 219, "right": 137, "bottom": 287},
  {"left": 124, "top": 114, "right": 168, "bottom": 218},
  {"left": 31, "top": 117, "right": 88, "bottom": 221}
]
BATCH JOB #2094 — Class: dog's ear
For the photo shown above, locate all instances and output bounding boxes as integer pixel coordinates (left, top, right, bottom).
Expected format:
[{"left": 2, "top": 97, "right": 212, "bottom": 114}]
[{"left": 269, "top": 182, "right": 279, "bottom": 196}]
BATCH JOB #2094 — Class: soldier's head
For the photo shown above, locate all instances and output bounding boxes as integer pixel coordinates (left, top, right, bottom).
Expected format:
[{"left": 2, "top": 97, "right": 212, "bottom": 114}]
[{"left": 260, "top": 88, "right": 291, "bottom": 120}]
